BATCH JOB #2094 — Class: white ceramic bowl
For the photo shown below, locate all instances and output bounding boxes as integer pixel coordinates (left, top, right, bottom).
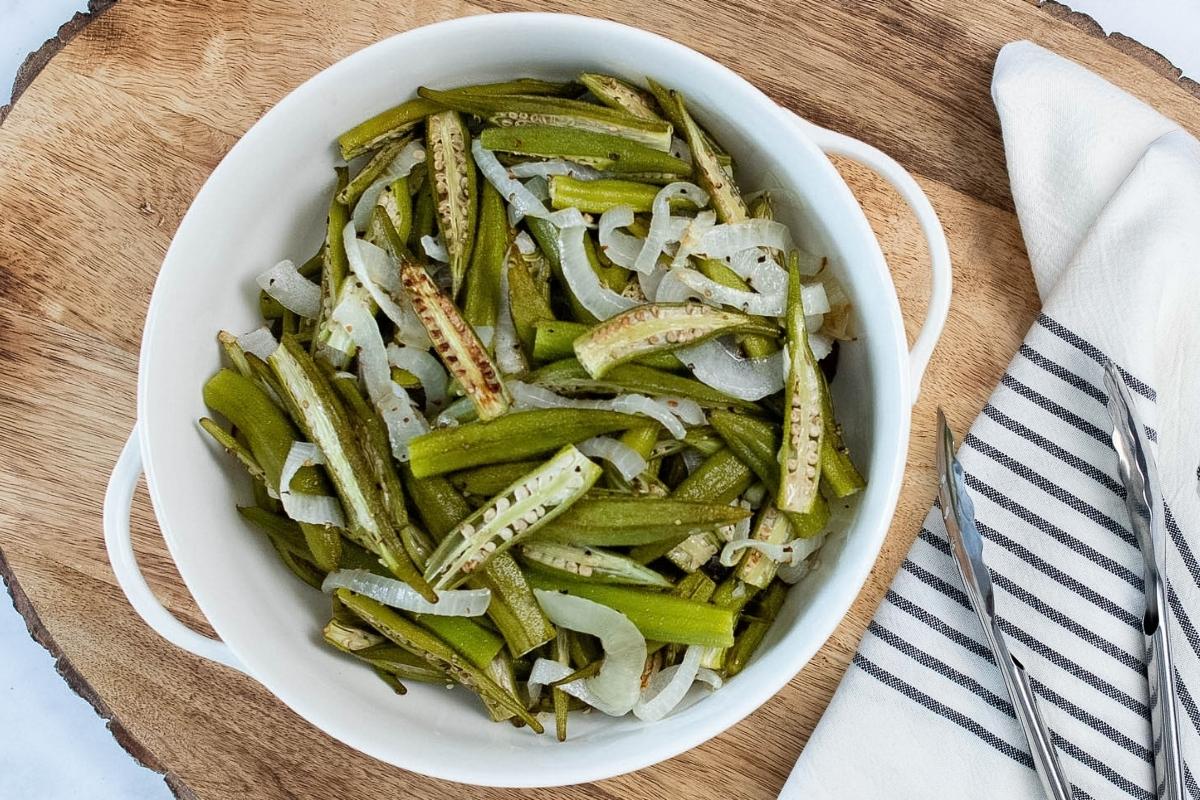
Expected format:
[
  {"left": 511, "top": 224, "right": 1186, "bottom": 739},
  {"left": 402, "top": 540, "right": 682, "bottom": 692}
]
[{"left": 104, "top": 13, "right": 950, "bottom": 787}]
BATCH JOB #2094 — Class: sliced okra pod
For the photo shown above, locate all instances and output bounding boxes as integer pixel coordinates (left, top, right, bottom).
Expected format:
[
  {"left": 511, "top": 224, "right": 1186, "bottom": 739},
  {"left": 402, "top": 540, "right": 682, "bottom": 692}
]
[
  {"left": 531, "top": 319, "right": 682, "bottom": 370},
  {"left": 736, "top": 505, "right": 792, "bottom": 589},
  {"left": 507, "top": 250, "right": 556, "bottom": 357},
  {"left": 520, "top": 541, "right": 673, "bottom": 587},
  {"left": 531, "top": 358, "right": 755, "bottom": 409},
  {"left": 419, "top": 88, "right": 673, "bottom": 151},
  {"left": 422, "top": 445, "right": 601, "bottom": 589},
  {"left": 694, "top": 258, "right": 777, "bottom": 359},
  {"left": 818, "top": 371, "right": 865, "bottom": 498},
  {"left": 577, "top": 73, "right": 664, "bottom": 121},
  {"left": 337, "top": 98, "right": 440, "bottom": 161},
  {"left": 406, "top": 408, "right": 635, "bottom": 478},
  {"left": 547, "top": 175, "right": 697, "bottom": 214},
  {"left": 778, "top": 252, "right": 824, "bottom": 514},
  {"left": 338, "top": 136, "right": 413, "bottom": 207},
  {"left": 525, "top": 572, "right": 735, "bottom": 648},
  {"left": 725, "top": 580, "right": 788, "bottom": 677},
  {"left": 337, "top": 589, "right": 543, "bottom": 732},
  {"left": 268, "top": 335, "right": 436, "bottom": 601},
  {"left": 659, "top": 87, "right": 747, "bottom": 223},
  {"left": 400, "top": 256, "right": 510, "bottom": 420},
  {"left": 426, "top": 110, "right": 478, "bottom": 297},
  {"left": 572, "top": 303, "right": 777, "bottom": 379},
  {"left": 480, "top": 125, "right": 687, "bottom": 174},
  {"left": 451, "top": 460, "right": 543, "bottom": 498},
  {"left": 462, "top": 181, "right": 509, "bottom": 329},
  {"left": 532, "top": 496, "right": 751, "bottom": 546}
]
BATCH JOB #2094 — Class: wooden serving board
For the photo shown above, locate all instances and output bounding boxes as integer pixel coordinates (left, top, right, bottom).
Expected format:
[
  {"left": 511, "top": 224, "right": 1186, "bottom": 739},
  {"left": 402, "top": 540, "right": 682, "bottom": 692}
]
[{"left": 1, "top": 1, "right": 1198, "bottom": 797}]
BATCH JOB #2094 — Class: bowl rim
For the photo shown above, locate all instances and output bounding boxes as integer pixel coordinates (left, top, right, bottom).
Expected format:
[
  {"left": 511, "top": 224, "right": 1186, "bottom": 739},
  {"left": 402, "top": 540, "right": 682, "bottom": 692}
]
[{"left": 136, "top": 11, "right": 912, "bottom": 786}]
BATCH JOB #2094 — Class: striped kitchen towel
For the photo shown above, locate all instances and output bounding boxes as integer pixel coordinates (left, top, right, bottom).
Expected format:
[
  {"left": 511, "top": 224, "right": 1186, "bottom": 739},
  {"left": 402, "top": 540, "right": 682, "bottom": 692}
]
[{"left": 781, "top": 41, "right": 1200, "bottom": 800}]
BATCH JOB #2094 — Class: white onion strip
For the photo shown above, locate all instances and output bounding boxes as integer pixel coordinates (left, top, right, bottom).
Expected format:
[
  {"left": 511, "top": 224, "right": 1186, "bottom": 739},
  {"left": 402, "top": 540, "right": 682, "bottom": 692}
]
[
  {"left": 577, "top": 436, "right": 647, "bottom": 482},
  {"left": 472, "top": 141, "right": 586, "bottom": 228},
  {"left": 387, "top": 343, "right": 448, "bottom": 413},
  {"left": 421, "top": 234, "right": 449, "bottom": 263},
  {"left": 695, "top": 219, "right": 793, "bottom": 258},
  {"left": 351, "top": 138, "right": 427, "bottom": 231},
  {"left": 558, "top": 225, "right": 637, "bottom": 320},
  {"left": 332, "top": 287, "right": 428, "bottom": 460},
  {"left": 533, "top": 589, "right": 646, "bottom": 716},
  {"left": 632, "top": 645, "right": 704, "bottom": 721},
  {"left": 509, "top": 159, "right": 602, "bottom": 180},
  {"left": 719, "top": 533, "right": 827, "bottom": 569},
  {"left": 237, "top": 326, "right": 278, "bottom": 360},
  {"left": 671, "top": 267, "right": 785, "bottom": 316},
  {"left": 509, "top": 382, "right": 694, "bottom": 439},
  {"left": 598, "top": 206, "right": 644, "bottom": 271},
  {"left": 279, "top": 441, "right": 346, "bottom": 527},
  {"left": 321, "top": 569, "right": 490, "bottom": 616},
  {"left": 256, "top": 259, "right": 321, "bottom": 318},
  {"left": 634, "top": 182, "right": 708, "bottom": 273},
  {"left": 493, "top": 259, "right": 527, "bottom": 376},
  {"left": 343, "top": 223, "right": 429, "bottom": 348}
]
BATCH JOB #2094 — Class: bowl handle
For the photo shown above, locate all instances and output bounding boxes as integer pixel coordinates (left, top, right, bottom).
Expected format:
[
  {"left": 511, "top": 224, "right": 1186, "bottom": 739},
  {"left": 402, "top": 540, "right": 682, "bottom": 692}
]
[
  {"left": 784, "top": 111, "right": 952, "bottom": 405},
  {"left": 104, "top": 423, "right": 249, "bottom": 675}
]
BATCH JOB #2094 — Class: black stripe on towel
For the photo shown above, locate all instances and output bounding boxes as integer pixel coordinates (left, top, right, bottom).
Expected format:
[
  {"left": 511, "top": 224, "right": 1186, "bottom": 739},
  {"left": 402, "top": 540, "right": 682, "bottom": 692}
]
[{"left": 1036, "top": 313, "right": 1155, "bottom": 401}]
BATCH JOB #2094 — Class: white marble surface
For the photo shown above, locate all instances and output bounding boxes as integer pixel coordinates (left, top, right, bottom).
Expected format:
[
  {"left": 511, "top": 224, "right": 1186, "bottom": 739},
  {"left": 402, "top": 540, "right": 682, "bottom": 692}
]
[{"left": 0, "top": 2, "right": 1196, "bottom": 798}]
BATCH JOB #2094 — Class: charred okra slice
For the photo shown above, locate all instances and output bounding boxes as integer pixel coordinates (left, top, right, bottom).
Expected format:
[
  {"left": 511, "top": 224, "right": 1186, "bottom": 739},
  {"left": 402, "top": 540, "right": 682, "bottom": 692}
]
[
  {"left": 336, "top": 589, "right": 544, "bottom": 732},
  {"left": 423, "top": 445, "right": 602, "bottom": 589},
  {"left": 520, "top": 541, "right": 672, "bottom": 587},
  {"left": 531, "top": 319, "right": 682, "bottom": 370},
  {"left": 661, "top": 87, "right": 747, "bottom": 223},
  {"left": 778, "top": 253, "right": 824, "bottom": 514},
  {"left": 480, "top": 126, "right": 688, "bottom": 175},
  {"left": 425, "top": 110, "right": 477, "bottom": 297},
  {"left": 578, "top": 73, "right": 664, "bottom": 121},
  {"left": 267, "top": 336, "right": 436, "bottom": 601},
  {"left": 418, "top": 87, "right": 674, "bottom": 151},
  {"left": 399, "top": 256, "right": 510, "bottom": 421},
  {"left": 572, "top": 302, "right": 777, "bottom": 379},
  {"left": 407, "top": 408, "right": 634, "bottom": 478}
]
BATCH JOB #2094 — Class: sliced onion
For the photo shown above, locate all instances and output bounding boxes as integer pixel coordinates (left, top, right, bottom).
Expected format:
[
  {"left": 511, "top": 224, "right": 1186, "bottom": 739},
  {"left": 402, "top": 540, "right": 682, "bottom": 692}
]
[
  {"left": 809, "top": 331, "right": 833, "bottom": 361},
  {"left": 659, "top": 396, "right": 706, "bottom": 426},
  {"left": 743, "top": 482, "right": 768, "bottom": 509},
  {"left": 670, "top": 267, "right": 785, "bottom": 316},
  {"left": 493, "top": 259, "right": 527, "bottom": 376},
  {"left": 728, "top": 249, "right": 789, "bottom": 296},
  {"left": 237, "top": 326, "right": 278, "bottom": 360},
  {"left": 634, "top": 182, "right": 708, "bottom": 273},
  {"left": 668, "top": 136, "right": 693, "bottom": 165},
  {"left": 633, "top": 645, "right": 703, "bottom": 721},
  {"left": 421, "top": 234, "right": 449, "bottom": 263},
  {"left": 322, "top": 569, "right": 490, "bottom": 616},
  {"left": 509, "top": 159, "right": 602, "bottom": 180},
  {"left": 801, "top": 282, "right": 831, "bottom": 316},
  {"left": 719, "top": 532, "right": 827, "bottom": 569},
  {"left": 577, "top": 436, "right": 647, "bottom": 482},
  {"left": 474, "top": 325, "right": 495, "bottom": 348},
  {"left": 598, "top": 206, "right": 643, "bottom": 270},
  {"left": 387, "top": 343, "right": 448, "bottom": 413},
  {"left": 533, "top": 589, "right": 646, "bottom": 716},
  {"left": 332, "top": 288, "right": 428, "bottom": 460},
  {"left": 638, "top": 264, "right": 668, "bottom": 299},
  {"left": 677, "top": 339, "right": 785, "bottom": 401},
  {"left": 351, "top": 138, "right": 427, "bottom": 231},
  {"left": 343, "top": 222, "right": 429, "bottom": 348},
  {"left": 558, "top": 225, "right": 637, "bottom": 320},
  {"left": 256, "top": 259, "right": 321, "bottom": 318},
  {"left": 513, "top": 230, "right": 537, "bottom": 255},
  {"left": 472, "top": 140, "right": 586, "bottom": 228},
  {"left": 681, "top": 448, "right": 705, "bottom": 475},
  {"left": 279, "top": 441, "right": 346, "bottom": 527},
  {"left": 696, "top": 219, "right": 793, "bottom": 258},
  {"left": 695, "top": 668, "right": 724, "bottom": 689},
  {"left": 671, "top": 210, "right": 717, "bottom": 268},
  {"left": 509, "top": 382, "right": 692, "bottom": 439}
]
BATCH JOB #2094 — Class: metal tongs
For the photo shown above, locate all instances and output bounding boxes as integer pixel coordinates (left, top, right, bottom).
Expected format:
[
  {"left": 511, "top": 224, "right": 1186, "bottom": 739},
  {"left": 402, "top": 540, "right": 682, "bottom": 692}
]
[
  {"left": 1103, "top": 359, "right": 1184, "bottom": 800},
  {"left": 937, "top": 409, "right": 1075, "bottom": 800}
]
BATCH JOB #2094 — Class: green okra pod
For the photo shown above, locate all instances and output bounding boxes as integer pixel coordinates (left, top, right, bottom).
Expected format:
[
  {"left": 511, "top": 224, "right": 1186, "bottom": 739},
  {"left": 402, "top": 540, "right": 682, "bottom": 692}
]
[
  {"left": 480, "top": 125, "right": 687, "bottom": 174},
  {"left": 426, "top": 110, "right": 478, "bottom": 297}
]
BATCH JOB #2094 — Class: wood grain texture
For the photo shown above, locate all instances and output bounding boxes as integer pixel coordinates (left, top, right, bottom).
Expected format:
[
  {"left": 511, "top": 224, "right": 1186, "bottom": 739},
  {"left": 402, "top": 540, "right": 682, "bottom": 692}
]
[{"left": 0, "top": 1, "right": 1197, "bottom": 798}]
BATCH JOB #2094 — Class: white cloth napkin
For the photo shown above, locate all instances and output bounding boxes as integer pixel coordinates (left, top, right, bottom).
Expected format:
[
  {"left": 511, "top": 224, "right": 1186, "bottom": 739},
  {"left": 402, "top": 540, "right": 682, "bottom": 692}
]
[{"left": 781, "top": 40, "right": 1200, "bottom": 800}]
